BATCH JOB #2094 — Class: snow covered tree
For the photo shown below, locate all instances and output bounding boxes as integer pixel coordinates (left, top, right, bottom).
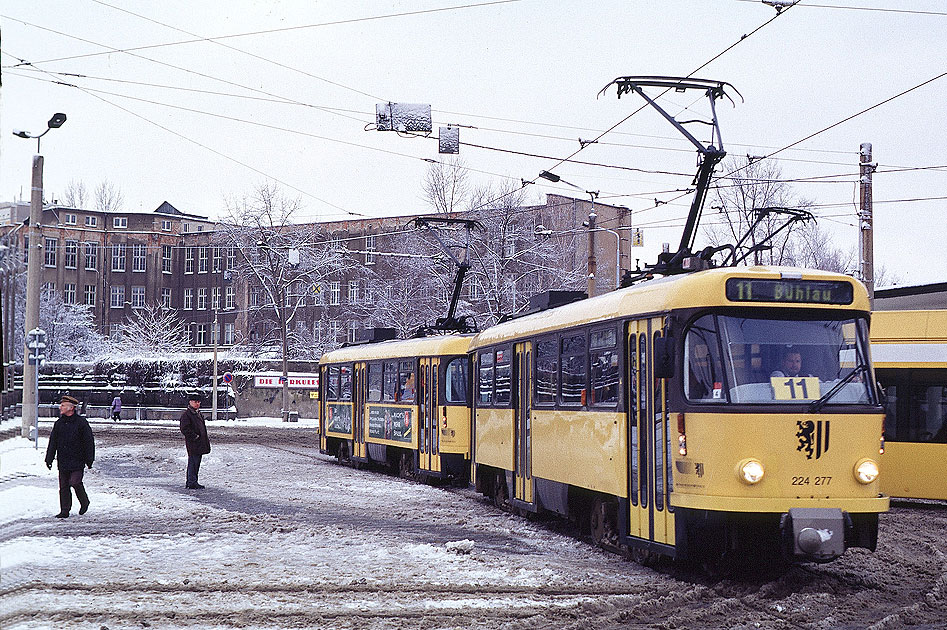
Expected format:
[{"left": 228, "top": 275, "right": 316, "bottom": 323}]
[
  {"left": 94, "top": 179, "right": 125, "bottom": 213},
  {"left": 117, "top": 303, "right": 190, "bottom": 357},
  {"left": 37, "top": 289, "right": 107, "bottom": 361},
  {"left": 219, "top": 182, "right": 345, "bottom": 420},
  {"left": 61, "top": 180, "right": 88, "bottom": 208},
  {"left": 422, "top": 157, "right": 470, "bottom": 215}
]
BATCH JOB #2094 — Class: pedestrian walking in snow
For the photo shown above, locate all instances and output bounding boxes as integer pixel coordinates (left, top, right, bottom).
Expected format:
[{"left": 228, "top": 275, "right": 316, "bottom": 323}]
[
  {"left": 179, "top": 392, "right": 211, "bottom": 489},
  {"left": 45, "top": 395, "right": 95, "bottom": 518},
  {"left": 110, "top": 395, "right": 122, "bottom": 421}
]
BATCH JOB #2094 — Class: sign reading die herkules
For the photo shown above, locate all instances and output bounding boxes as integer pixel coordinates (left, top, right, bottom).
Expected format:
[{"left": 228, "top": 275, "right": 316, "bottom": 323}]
[{"left": 254, "top": 374, "right": 319, "bottom": 389}]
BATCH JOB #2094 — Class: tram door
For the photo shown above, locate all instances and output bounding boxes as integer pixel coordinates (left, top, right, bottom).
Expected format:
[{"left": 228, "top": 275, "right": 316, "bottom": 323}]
[
  {"left": 418, "top": 358, "right": 441, "bottom": 474},
  {"left": 513, "top": 342, "right": 533, "bottom": 505},
  {"left": 353, "top": 362, "right": 367, "bottom": 460},
  {"left": 626, "top": 318, "right": 674, "bottom": 547}
]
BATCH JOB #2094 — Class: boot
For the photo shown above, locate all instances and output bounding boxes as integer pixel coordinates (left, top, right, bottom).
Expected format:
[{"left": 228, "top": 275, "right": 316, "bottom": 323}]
[
  {"left": 58, "top": 486, "right": 72, "bottom": 518},
  {"left": 75, "top": 484, "right": 90, "bottom": 515}
]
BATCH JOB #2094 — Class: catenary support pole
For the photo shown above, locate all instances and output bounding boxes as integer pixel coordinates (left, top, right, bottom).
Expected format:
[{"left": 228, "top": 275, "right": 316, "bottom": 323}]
[
  {"left": 859, "top": 143, "right": 876, "bottom": 306},
  {"left": 22, "top": 156, "right": 44, "bottom": 439}
]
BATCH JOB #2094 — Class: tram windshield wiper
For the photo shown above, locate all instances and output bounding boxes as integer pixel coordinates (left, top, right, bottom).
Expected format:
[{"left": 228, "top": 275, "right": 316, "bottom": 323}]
[{"left": 808, "top": 364, "right": 868, "bottom": 413}]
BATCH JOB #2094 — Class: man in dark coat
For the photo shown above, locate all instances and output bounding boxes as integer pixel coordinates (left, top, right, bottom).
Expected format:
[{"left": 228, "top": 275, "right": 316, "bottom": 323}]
[
  {"left": 179, "top": 392, "right": 211, "bottom": 489},
  {"left": 45, "top": 395, "right": 95, "bottom": 518}
]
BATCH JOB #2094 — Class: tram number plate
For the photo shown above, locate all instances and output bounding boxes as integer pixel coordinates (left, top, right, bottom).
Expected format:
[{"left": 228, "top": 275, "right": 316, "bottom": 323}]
[
  {"left": 771, "top": 376, "right": 820, "bottom": 400},
  {"left": 791, "top": 476, "right": 832, "bottom": 486}
]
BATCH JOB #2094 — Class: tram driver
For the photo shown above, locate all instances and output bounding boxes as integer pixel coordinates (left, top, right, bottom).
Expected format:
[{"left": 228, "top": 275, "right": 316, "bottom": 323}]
[{"left": 771, "top": 347, "right": 811, "bottom": 378}]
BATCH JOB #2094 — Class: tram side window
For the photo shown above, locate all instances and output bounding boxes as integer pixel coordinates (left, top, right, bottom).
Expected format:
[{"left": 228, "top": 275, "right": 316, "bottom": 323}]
[
  {"left": 478, "top": 351, "right": 494, "bottom": 405},
  {"left": 495, "top": 348, "right": 512, "bottom": 406},
  {"left": 383, "top": 361, "right": 398, "bottom": 402},
  {"left": 445, "top": 357, "right": 468, "bottom": 404},
  {"left": 339, "top": 365, "right": 352, "bottom": 401},
  {"left": 881, "top": 372, "right": 947, "bottom": 443},
  {"left": 399, "top": 360, "right": 416, "bottom": 401},
  {"left": 561, "top": 333, "right": 587, "bottom": 405},
  {"left": 590, "top": 327, "right": 619, "bottom": 406},
  {"left": 326, "top": 366, "right": 340, "bottom": 401},
  {"left": 367, "top": 362, "right": 383, "bottom": 402},
  {"left": 684, "top": 315, "right": 725, "bottom": 402},
  {"left": 534, "top": 337, "right": 558, "bottom": 406}
]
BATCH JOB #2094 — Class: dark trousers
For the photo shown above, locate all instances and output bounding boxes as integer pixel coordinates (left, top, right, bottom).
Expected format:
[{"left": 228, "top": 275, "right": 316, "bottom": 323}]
[
  {"left": 186, "top": 454, "right": 202, "bottom": 486},
  {"left": 58, "top": 469, "right": 89, "bottom": 514}
]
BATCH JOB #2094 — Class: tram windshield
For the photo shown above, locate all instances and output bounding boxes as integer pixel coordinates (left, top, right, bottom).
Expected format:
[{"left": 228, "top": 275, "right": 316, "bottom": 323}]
[{"left": 684, "top": 313, "right": 874, "bottom": 405}]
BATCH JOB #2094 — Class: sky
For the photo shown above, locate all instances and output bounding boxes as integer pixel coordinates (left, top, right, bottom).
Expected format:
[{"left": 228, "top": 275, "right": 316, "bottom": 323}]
[{"left": 1, "top": 0, "right": 945, "bottom": 287}]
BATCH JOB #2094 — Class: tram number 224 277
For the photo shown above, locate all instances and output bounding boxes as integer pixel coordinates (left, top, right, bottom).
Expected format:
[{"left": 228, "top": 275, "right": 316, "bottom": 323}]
[{"left": 792, "top": 476, "right": 832, "bottom": 486}]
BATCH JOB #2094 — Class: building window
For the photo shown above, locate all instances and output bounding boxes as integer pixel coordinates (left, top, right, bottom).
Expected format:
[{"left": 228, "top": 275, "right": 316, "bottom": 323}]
[
  {"left": 183, "top": 288, "right": 193, "bottom": 310},
  {"left": 329, "top": 281, "right": 341, "bottom": 306},
  {"left": 347, "top": 321, "right": 358, "bottom": 344},
  {"left": 64, "top": 240, "right": 78, "bottom": 269},
  {"left": 83, "top": 285, "right": 96, "bottom": 306},
  {"left": 110, "top": 285, "right": 125, "bottom": 308},
  {"left": 113, "top": 217, "right": 128, "bottom": 229},
  {"left": 328, "top": 320, "right": 340, "bottom": 343},
  {"left": 23, "top": 236, "right": 29, "bottom": 263},
  {"left": 225, "top": 286, "right": 235, "bottom": 310},
  {"left": 162, "top": 219, "right": 172, "bottom": 231},
  {"left": 44, "top": 238, "right": 57, "bottom": 267},
  {"left": 249, "top": 288, "right": 261, "bottom": 307},
  {"left": 196, "top": 225, "right": 203, "bottom": 232},
  {"left": 162, "top": 245, "right": 173, "bottom": 273},
  {"left": 213, "top": 247, "right": 223, "bottom": 272},
  {"left": 111, "top": 243, "right": 126, "bottom": 272},
  {"left": 63, "top": 283, "right": 77, "bottom": 304},
  {"left": 84, "top": 242, "right": 98, "bottom": 270},
  {"left": 42, "top": 282, "right": 55, "bottom": 297},
  {"left": 212, "top": 287, "right": 221, "bottom": 310},
  {"left": 365, "top": 234, "right": 377, "bottom": 265},
  {"left": 224, "top": 322, "right": 234, "bottom": 345},
  {"left": 64, "top": 213, "right": 77, "bottom": 225},
  {"left": 84, "top": 215, "right": 97, "bottom": 227},
  {"left": 110, "top": 324, "right": 122, "bottom": 340},
  {"left": 227, "top": 246, "right": 236, "bottom": 269},
  {"left": 330, "top": 236, "right": 342, "bottom": 252},
  {"left": 195, "top": 323, "right": 207, "bottom": 346},
  {"left": 132, "top": 243, "right": 147, "bottom": 272},
  {"left": 131, "top": 286, "right": 146, "bottom": 308},
  {"left": 161, "top": 287, "right": 172, "bottom": 308},
  {"left": 197, "top": 287, "right": 207, "bottom": 310},
  {"left": 184, "top": 247, "right": 194, "bottom": 274},
  {"left": 183, "top": 223, "right": 190, "bottom": 233},
  {"left": 198, "top": 247, "right": 208, "bottom": 273}
]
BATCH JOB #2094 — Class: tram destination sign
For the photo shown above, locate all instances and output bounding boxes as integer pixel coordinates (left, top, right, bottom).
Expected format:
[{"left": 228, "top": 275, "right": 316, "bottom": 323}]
[{"left": 726, "top": 278, "right": 854, "bottom": 305}]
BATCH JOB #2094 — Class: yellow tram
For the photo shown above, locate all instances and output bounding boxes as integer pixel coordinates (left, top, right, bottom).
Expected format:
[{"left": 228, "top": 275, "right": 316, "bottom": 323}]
[
  {"left": 319, "top": 333, "right": 473, "bottom": 481},
  {"left": 871, "top": 309, "right": 947, "bottom": 500},
  {"left": 470, "top": 266, "right": 888, "bottom": 564}
]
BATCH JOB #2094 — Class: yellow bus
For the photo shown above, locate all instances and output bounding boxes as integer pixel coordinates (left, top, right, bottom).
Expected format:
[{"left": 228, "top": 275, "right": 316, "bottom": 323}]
[
  {"left": 319, "top": 333, "right": 473, "bottom": 481},
  {"left": 470, "top": 267, "right": 888, "bottom": 565},
  {"left": 871, "top": 309, "right": 947, "bottom": 500}
]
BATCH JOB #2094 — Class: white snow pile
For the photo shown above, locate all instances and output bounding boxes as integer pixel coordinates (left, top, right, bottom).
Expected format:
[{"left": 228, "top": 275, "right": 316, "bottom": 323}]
[{"left": 445, "top": 539, "right": 475, "bottom": 554}]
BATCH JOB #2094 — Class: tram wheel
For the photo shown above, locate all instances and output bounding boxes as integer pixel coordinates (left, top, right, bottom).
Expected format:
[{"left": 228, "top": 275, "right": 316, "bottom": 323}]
[
  {"left": 493, "top": 473, "right": 509, "bottom": 509},
  {"left": 399, "top": 452, "right": 414, "bottom": 478},
  {"left": 590, "top": 496, "right": 619, "bottom": 549}
]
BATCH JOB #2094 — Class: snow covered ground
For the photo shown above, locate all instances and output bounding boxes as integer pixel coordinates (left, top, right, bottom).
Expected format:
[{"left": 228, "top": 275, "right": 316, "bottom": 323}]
[{"left": 1, "top": 417, "right": 945, "bottom": 629}]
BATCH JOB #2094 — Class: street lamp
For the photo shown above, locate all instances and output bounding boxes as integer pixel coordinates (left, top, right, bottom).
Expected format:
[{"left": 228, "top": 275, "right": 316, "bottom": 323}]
[
  {"left": 14, "top": 112, "right": 67, "bottom": 439},
  {"left": 13, "top": 113, "right": 67, "bottom": 153},
  {"left": 538, "top": 171, "right": 600, "bottom": 296}
]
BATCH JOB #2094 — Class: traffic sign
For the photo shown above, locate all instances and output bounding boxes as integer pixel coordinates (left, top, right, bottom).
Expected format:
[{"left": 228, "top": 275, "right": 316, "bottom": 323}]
[{"left": 222, "top": 372, "right": 234, "bottom": 384}]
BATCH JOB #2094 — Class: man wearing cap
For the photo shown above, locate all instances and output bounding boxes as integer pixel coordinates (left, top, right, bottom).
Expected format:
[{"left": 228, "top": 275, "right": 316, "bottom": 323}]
[
  {"left": 179, "top": 392, "right": 211, "bottom": 489},
  {"left": 45, "top": 395, "right": 95, "bottom": 518}
]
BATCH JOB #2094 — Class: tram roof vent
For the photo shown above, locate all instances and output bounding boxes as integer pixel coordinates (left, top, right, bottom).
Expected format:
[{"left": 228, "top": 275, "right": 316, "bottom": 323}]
[
  {"left": 354, "top": 327, "right": 398, "bottom": 345},
  {"left": 527, "top": 290, "right": 588, "bottom": 313}
]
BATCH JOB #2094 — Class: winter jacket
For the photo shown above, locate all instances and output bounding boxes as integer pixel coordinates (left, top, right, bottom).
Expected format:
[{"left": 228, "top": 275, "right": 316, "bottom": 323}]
[
  {"left": 45, "top": 413, "right": 95, "bottom": 472},
  {"left": 110, "top": 397, "right": 122, "bottom": 413},
  {"left": 179, "top": 406, "right": 211, "bottom": 456}
]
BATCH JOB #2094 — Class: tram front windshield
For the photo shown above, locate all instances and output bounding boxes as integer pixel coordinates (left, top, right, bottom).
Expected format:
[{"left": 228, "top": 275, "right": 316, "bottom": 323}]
[{"left": 684, "top": 313, "right": 873, "bottom": 405}]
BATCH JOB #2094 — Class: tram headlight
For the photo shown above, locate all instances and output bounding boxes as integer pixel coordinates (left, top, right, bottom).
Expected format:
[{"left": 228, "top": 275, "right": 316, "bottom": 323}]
[
  {"left": 737, "top": 458, "right": 765, "bottom": 485},
  {"left": 854, "top": 458, "right": 879, "bottom": 484}
]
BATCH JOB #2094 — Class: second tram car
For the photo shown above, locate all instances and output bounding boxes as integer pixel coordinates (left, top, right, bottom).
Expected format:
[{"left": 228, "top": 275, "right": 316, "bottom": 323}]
[
  {"left": 470, "top": 266, "right": 888, "bottom": 564},
  {"left": 319, "top": 333, "right": 473, "bottom": 481},
  {"left": 871, "top": 309, "right": 947, "bottom": 500}
]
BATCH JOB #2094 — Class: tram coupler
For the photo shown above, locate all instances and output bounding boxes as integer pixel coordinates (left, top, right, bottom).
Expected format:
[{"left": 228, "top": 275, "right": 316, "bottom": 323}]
[{"left": 782, "top": 507, "right": 846, "bottom": 562}]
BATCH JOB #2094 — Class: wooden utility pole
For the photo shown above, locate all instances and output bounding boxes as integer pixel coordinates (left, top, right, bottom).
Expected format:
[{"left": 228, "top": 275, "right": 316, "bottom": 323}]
[{"left": 859, "top": 143, "right": 876, "bottom": 305}]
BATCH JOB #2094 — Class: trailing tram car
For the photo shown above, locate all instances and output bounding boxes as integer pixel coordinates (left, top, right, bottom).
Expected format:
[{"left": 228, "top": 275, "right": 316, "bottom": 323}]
[
  {"left": 319, "top": 332, "right": 473, "bottom": 481},
  {"left": 470, "top": 267, "right": 889, "bottom": 564},
  {"left": 871, "top": 309, "right": 947, "bottom": 500}
]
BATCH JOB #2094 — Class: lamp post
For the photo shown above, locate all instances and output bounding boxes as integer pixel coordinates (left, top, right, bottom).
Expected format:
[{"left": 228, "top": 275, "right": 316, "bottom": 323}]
[
  {"left": 538, "top": 171, "right": 599, "bottom": 296},
  {"left": 13, "top": 113, "right": 67, "bottom": 439}
]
